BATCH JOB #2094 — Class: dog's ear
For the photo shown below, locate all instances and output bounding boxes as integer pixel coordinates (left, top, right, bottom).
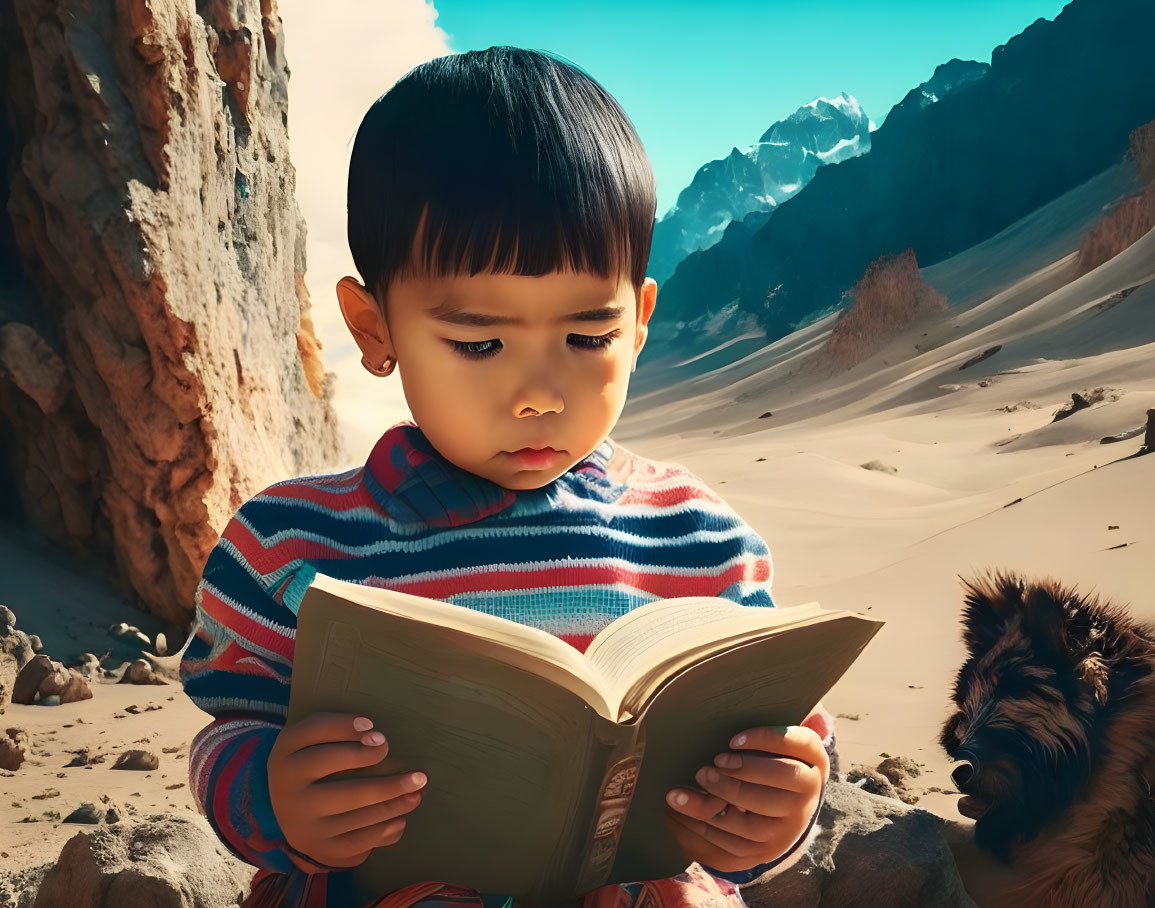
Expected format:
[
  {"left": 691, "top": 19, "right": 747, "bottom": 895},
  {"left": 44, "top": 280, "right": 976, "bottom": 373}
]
[
  {"left": 958, "top": 569, "right": 1029, "bottom": 655},
  {"left": 1020, "top": 580, "right": 1073, "bottom": 665}
]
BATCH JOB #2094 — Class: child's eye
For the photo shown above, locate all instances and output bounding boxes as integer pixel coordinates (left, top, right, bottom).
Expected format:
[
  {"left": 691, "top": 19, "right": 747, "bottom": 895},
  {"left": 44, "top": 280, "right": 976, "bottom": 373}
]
[{"left": 447, "top": 328, "right": 622, "bottom": 361}]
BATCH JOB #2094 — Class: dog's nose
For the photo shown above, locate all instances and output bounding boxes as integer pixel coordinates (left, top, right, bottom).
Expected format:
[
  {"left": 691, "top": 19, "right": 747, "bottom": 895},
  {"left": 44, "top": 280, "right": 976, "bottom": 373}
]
[{"left": 951, "top": 760, "right": 974, "bottom": 788}]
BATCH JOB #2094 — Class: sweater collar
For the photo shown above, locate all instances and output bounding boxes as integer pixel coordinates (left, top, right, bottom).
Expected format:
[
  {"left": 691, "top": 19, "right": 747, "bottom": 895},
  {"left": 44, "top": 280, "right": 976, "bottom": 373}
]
[{"left": 363, "top": 420, "right": 614, "bottom": 528}]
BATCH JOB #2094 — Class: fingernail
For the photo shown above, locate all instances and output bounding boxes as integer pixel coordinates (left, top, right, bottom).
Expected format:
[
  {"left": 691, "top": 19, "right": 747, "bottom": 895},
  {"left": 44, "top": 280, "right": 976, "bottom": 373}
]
[
  {"left": 715, "top": 753, "right": 740, "bottom": 769},
  {"left": 353, "top": 717, "right": 373, "bottom": 732},
  {"left": 409, "top": 772, "right": 427, "bottom": 789},
  {"left": 667, "top": 790, "right": 688, "bottom": 807},
  {"left": 731, "top": 734, "right": 747, "bottom": 747},
  {"left": 363, "top": 731, "right": 385, "bottom": 746}
]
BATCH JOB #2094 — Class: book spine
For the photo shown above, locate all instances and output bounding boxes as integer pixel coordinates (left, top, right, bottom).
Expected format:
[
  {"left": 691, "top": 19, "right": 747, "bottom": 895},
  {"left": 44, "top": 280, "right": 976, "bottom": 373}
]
[{"left": 571, "top": 719, "right": 645, "bottom": 895}]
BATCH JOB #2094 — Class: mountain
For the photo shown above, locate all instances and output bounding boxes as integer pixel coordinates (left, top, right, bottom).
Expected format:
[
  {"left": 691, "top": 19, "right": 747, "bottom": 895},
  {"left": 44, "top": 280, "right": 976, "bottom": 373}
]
[
  {"left": 881, "top": 58, "right": 990, "bottom": 131},
  {"left": 649, "top": 0, "right": 1155, "bottom": 354},
  {"left": 648, "top": 93, "right": 871, "bottom": 286}
]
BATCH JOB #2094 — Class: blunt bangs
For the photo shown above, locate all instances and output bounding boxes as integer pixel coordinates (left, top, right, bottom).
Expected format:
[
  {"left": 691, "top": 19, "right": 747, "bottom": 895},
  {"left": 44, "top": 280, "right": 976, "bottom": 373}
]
[{"left": 347, "top": 46, "right": 657, "bottom": 302}]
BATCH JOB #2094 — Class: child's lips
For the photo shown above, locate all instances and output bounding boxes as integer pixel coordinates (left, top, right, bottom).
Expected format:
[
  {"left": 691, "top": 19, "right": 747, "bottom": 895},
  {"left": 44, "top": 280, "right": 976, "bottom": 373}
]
[{"left": 508, "top": 447, "right": 561, "bottom": 467}]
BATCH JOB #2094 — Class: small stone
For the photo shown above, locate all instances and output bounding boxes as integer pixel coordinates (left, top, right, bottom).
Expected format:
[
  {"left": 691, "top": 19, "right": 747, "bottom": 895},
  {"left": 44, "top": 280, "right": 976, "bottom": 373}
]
[
  {"left": 63, "top": 802, "right": 106, "bottom": 824},
  {"left": 161, "top": 745, "right": 182, "bottom": 754},
  {"left": 109, "top": 622, "right": 151, "bottom": 648},
  {"left": 0, "top": 605, "right": 15, "bottom": 632},
  {"left": 118, "top": 659, "right": 165, "bottom": 685},
  {"left": 877, "top": 756, "right": 922, "bottom": 786},
  {"left": 0, "top": 736, "right": 25, "bottom": 771},
  {"left": 112, "top": 749, "right": 159, "bottom": 771},
  {"left": 164, "top": 782, "right": 185, "bottom": 790},
  {"left": 28, "top": 634, "right": 42, "bottom": 654},
  {"left": 31, "top": 787, "right": 60, "bottom": 800},
  {"left": 12, "top": 654, "right": 54, "bottom": 704}
]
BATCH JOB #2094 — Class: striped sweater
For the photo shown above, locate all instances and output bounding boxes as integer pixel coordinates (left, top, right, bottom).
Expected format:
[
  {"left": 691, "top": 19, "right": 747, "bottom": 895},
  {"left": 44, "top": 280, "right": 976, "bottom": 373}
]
[{"left": 180, "top": 420, "right": 831, "bottom": 900}]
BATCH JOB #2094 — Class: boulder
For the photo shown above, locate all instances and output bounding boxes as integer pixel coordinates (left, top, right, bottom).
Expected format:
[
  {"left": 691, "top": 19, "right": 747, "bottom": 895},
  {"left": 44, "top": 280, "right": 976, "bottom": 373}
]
[
  {"left": 24, "top": 813, "right": 251, "bottom": 907},
  {"left": 11, "top": 654, "right": 93, "bottom": 705},
  {"left": 1, "top": 625, "right": 36, "bottom": 713},
  {"left": 743, "top": 778, "right": 976, "bottom": 907}
]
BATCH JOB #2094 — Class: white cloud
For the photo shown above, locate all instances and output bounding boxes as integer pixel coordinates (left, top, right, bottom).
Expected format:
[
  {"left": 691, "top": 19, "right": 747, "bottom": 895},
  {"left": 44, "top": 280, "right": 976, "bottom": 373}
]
[{"left": 276, "top": 0, "right": 453, "bottom": 467}]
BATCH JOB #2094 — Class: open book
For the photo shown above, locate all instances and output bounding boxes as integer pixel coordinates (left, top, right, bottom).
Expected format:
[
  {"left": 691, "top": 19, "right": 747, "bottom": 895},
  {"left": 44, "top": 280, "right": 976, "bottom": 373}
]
[{"left": 287, "top": 572, "right": 884, "bottom": 902}]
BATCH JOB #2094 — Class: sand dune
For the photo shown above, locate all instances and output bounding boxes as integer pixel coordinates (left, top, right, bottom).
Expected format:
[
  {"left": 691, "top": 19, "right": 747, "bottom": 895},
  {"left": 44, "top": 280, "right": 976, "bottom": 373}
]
[{"left": 613, "top": 162, "right": 1155, "bottom": 833}]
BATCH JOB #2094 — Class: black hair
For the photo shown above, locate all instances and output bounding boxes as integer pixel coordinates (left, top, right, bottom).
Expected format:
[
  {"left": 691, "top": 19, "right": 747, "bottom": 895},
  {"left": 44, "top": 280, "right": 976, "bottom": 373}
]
[{"left": 346, "top": 46, "right": 657, "bottom": 305}]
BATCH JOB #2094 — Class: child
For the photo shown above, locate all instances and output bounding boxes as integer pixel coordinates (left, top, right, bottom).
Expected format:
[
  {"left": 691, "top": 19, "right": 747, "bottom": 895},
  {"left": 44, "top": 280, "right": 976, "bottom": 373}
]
[{"left": 181, "top": 46, "right": 838, "bottom": 908}]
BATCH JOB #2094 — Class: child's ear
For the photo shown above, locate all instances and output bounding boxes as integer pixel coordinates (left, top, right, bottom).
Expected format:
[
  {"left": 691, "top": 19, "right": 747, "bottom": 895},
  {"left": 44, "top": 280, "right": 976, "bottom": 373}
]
[
  {"left": 336, "top": 276, "right": 394, "bottom": 360},
  {"left": 632, "top": 278, "right": 657, "bottom": 368}
]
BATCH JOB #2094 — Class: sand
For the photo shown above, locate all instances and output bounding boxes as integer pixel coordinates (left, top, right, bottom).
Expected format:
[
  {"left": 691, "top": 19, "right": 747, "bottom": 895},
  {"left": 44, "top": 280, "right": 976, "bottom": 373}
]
[{"left": 1, "top": 160, "right": 1153, "bottom": 901}]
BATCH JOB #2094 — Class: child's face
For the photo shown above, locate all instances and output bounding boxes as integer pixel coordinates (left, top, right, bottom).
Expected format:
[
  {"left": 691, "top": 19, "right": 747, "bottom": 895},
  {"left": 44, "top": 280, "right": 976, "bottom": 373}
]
[{"left": 338, "top": 248, "right": 657, "bottom": 491}]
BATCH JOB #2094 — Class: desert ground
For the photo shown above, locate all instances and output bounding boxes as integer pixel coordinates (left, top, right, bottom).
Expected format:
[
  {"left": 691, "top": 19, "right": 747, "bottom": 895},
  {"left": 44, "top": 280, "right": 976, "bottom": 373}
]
[{"left": 1, "top": 160, "right": 1152, "bottom": 905}]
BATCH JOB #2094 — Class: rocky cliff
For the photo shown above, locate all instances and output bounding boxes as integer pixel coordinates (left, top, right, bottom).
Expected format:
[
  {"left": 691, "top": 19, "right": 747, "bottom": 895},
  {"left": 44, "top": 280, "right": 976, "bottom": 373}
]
[
  {"left": 0, "top": 0, "right": 342, "bottom": 629},
  {"left": 1076, "top": 119, "right": 1155, "bottom": 276},
  {"left": 824, "top": 249, "right": 948, "bottom": 368}
]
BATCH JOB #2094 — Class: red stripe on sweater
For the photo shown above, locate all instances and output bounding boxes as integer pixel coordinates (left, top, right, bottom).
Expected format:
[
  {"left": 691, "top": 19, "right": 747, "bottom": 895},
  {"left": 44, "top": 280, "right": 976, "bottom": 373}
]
[
  {"left": 200, "top": 586, "right": 295, "bottom": 661},
  {"left": 389, "top": 559, "right": 759, "bottom": 601},
  {"left": 259, "top": 475, "right": 373, "bottom": 512}
]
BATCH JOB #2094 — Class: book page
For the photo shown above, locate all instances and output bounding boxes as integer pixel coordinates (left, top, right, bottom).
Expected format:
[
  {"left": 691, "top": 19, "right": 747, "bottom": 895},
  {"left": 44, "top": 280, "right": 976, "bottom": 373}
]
[
  {"left": 584, "top": 597, "right": 744, "bottom": 691},
  {"left": 609, "top": 604, "right": 827, "bottom": 719},
  {"left": 583, "top": 597, "right": 825, "bottom": 720},
  {"left": 307, "top": 572, "right": 614, "bottom": 719}
]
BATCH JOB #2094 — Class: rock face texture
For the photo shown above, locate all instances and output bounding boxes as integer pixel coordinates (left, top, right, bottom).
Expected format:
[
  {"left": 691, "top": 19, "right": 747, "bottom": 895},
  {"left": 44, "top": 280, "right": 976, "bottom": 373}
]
[
  {"left": 1077, "top": 120, "right": 1155, "bottom": 276},
  {"left": 0, "top": 0, "right": 342, "bottom": 627},
  {"left": 824, "top": 249, "right": 948, "bottom": 368}
]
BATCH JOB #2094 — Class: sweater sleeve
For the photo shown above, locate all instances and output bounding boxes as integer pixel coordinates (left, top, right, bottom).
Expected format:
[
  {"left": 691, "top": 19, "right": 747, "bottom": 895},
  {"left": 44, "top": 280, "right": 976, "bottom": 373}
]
[{"left": 180, "top": 509, "right": 332, "bottom": 873}]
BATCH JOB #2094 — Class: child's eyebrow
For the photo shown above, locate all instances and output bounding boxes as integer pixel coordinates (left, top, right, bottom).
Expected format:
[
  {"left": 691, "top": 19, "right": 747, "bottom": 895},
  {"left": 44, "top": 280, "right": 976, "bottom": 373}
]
[{"left": 427, "top": 303, "right": 626, "bottom": 327}]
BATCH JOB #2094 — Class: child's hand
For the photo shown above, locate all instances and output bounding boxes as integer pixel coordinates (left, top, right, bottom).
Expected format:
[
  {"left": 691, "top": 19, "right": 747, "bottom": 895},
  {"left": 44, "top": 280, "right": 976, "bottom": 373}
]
[
  {"left": 267, "top": 712, "right": 428, "bottom": 869},
  {"left": 663, "top": 714, "right": 830, "bottom": 874}
]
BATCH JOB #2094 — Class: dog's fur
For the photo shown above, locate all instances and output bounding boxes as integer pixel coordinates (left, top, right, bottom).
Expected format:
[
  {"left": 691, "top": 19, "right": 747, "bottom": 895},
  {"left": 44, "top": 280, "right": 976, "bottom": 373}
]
[{"left": 939, "top": 570, "right": 1155, "bottom": 906}]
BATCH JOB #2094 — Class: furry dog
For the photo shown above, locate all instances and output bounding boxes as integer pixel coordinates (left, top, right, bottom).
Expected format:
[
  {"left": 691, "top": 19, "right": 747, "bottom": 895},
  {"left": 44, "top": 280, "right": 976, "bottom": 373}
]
[{"left": 939, "top": 570, "right": 1155, "bottom": 906}]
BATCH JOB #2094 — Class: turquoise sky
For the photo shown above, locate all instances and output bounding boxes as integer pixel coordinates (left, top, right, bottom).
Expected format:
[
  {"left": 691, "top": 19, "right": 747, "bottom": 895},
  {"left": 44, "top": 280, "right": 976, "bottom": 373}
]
[{"left": 432, "top": 0, "right": 1071, "bottom": 217}]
